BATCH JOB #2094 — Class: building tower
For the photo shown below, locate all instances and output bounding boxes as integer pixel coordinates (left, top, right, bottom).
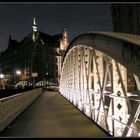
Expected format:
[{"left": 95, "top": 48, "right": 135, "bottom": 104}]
[
  {"left": 60, "top": 27, "right": 69, "bottom": 51},
  {"left": 32, "top": 17, "right": 38, "bottom": 42}
]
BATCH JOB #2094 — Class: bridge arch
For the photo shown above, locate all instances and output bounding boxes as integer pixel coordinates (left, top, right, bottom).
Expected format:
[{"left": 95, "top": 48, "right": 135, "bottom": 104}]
[
  {"left": 60, "top": 32, "right": 140, "bottom": 137},
  {"left": 15, "top": 80, "right": 32, "bottom": 88},
  {"left": 63, "top": 32, "right": 140, "bottom": 77},
  {"left": 35, "top": 80, "right": 47, "bottom": 87}
]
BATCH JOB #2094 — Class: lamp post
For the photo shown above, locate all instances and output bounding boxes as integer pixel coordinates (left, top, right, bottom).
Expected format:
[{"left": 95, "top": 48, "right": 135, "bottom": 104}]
[
  {"left": 32, "top": 72, "right": 38, "bottom": 89},
  {"left": 46, "top": 72, "right": 48, "bottom": 86},
  {"left": 0, "top": 74, "right": 4, "bottom": 89},
  {"left": 15, "top": 70, "right": 21, "bottom": 84},
  {"left": 16, "top": 70, "right": 21, "bottom": 75}
]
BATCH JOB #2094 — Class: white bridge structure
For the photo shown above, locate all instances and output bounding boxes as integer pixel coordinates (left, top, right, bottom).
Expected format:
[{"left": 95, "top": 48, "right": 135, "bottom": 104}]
[{"left": 59, "top": 32, "right": 140, "bottom": 137}]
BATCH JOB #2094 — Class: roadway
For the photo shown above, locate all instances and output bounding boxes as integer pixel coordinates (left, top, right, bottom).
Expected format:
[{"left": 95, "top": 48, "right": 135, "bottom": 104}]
[{"left": 0, "top": 91, "right": 111, "bottom": 138}]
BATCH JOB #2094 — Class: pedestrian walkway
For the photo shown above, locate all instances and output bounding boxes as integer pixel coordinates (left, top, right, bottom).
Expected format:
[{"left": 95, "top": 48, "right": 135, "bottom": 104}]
[{"left": 0, "top": 91, "right": 111, "bottom": 138}]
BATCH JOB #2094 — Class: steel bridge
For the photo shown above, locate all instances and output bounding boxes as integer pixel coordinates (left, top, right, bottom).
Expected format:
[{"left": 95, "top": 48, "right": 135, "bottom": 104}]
[{"left": 59, "top": 31, "right": 140, "bottom": 137}]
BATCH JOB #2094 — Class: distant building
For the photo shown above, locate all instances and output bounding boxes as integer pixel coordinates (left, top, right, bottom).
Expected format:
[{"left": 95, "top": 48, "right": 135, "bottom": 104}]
[
  {"left": 111, "top": 4, "right": 140, "bottom": 35},
  {"left": 0, "top": 17, "right": 69, "bottom": 85}
]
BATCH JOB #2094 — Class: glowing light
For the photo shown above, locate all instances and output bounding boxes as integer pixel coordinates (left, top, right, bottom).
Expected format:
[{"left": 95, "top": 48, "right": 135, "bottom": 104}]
[
  {"left": 16, "top": 70, "right": 21, "bottom": 75},
  {"left": 0, "top": 74, "right": 4, "bottom": 79}
]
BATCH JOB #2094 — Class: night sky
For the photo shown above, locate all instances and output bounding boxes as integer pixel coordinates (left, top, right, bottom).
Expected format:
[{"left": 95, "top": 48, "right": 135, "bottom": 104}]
[{"left": 0, "top": 2, "right": 113, "bottom": 52}]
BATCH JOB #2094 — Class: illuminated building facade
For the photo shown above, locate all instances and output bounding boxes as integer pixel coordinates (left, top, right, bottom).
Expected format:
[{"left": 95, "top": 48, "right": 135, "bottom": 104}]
[{"left": 0, "top": 18, "right": 69, "bottom": 85}]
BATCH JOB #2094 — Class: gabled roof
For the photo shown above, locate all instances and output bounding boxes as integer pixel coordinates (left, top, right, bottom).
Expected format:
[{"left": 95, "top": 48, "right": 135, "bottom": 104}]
[
  {"left": 3, "top": 39, "right": 19, "bottom": 54},
  {"left": 38, "top": 31, "right": 62, "bottom": 47},
  {"left": 2, "top": 30, "right": 62, "bottom": 54},
  {"left": 19, "top": 31, "right": 62, "bottom": 48},
  {"left": 19, "top": 32, "right": 32, "bottom": 46}
]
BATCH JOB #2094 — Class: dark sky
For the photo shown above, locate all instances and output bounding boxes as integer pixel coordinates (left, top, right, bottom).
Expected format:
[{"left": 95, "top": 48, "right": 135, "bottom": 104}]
[{"left": 0, "top": 2, "right": 113, "bottom": 52}]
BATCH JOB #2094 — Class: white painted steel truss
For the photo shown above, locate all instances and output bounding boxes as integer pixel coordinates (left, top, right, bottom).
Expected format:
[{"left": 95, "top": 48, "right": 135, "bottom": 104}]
[{"left": 59, "top": 45, "right": 140, "bottom": 137}]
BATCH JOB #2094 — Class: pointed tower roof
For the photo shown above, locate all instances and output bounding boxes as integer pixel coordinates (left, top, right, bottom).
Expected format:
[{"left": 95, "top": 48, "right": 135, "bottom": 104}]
[
  {"left": 60, "top": 27, "right": 69, "bottom": 50},
  {"left": 33, "top": 17, "right": 36, "bottom": 26},
  {"left": 32, "top": 17, "right": 37, "bottom": 32}
]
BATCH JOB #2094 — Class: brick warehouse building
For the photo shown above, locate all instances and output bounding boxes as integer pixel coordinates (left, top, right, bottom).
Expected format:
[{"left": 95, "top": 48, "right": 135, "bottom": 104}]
[
  {"left": 0, "top": 18, "right": 69, "bottom": 86},
  {"left": 111, "top": 4, "right": 140, "bottom": 35},
  {"left": 111, "top": 4, "right": 139, "bottom": 91}
]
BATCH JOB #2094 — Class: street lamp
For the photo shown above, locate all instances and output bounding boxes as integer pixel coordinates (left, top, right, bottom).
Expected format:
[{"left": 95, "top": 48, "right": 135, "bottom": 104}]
[
  {"left": 0, "top": 74, "right": 4, "bottom": 79},
  {"left": 16, "top": 70, "right": 21, "bottom": 75},
  {"left": 46, "top": 72, "right": 48, "bottom": 85},
  {"left": 14, "top": 70, "right": 21, "bottom": 84},
  {"left": 0, "top": 74, "right": 4, "bottom": 89}
]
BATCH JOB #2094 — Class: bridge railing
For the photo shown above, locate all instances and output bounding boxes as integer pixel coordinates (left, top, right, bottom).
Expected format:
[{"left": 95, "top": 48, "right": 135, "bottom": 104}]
[
  {"left": 0, "top": 88, "right": 42, "bottom": 132},
  {"left": 60, "top": 87, "right": 140, "bottom": 137}
]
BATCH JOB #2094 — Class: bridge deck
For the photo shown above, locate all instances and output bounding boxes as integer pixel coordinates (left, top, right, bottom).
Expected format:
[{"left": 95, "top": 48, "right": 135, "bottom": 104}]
[{"left": 0, "top": 91, "right": 110, "bottom": 138}]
